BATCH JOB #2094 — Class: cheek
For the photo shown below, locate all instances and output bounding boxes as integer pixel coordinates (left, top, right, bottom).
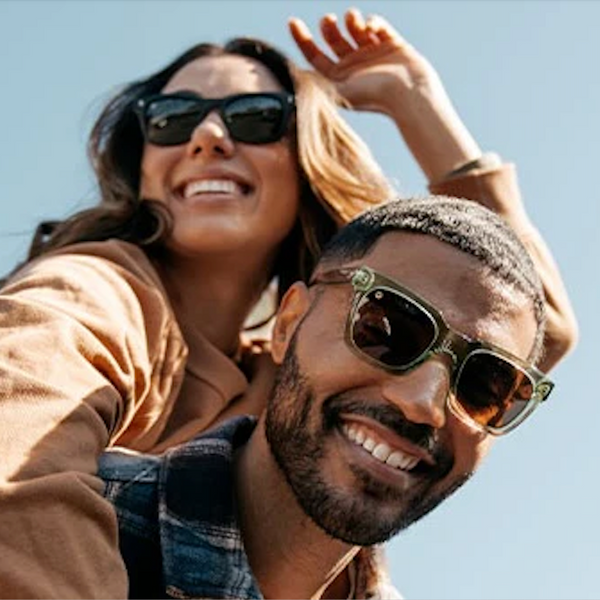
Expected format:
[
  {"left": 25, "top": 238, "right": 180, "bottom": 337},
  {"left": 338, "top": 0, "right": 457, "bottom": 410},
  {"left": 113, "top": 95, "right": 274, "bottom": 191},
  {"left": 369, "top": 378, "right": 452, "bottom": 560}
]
[
  {"left": 274, "top": 143, "right": 299, "bottom": 178},
  {"left": 449, "top": 416, "right": 493, "bottom": 474},
  {"left": 139, "top": 145, "right": 176, "bottom": 199},
  {"left": 257, "top": 143, "right": 301, "bottom": 208},
  {"left": 295, "top": 311, "right": 371, "bottom": 399}
]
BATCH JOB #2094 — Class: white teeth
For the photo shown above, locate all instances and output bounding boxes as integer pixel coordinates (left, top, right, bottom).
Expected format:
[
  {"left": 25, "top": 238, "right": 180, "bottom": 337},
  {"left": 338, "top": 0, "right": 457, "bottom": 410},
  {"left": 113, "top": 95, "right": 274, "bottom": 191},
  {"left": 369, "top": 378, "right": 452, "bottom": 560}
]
[
  {"left": 183, "top": 179, "right": 239, "bottom": 198},
  {"left": 386, "top": 451, "right": 419, "bottom": 470},
  {"left": 363, "top": 437, "right": 376, "bottom": 452},
  {"left": 342, "top": 424, "right": 420, "bottom": 472},
  {"left": 372, "top": 443, "right": 392, "bottom": 462},
  {"left": 386, "top": 452, "right": 406, "bottom": 469}
]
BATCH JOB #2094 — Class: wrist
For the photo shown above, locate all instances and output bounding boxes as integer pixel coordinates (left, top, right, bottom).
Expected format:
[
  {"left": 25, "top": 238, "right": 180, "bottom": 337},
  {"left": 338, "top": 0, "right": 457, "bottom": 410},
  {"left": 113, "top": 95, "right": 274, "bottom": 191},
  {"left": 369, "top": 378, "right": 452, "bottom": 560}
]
[{"left": 433, "top": 152, "right": 503, "bottom": 184}]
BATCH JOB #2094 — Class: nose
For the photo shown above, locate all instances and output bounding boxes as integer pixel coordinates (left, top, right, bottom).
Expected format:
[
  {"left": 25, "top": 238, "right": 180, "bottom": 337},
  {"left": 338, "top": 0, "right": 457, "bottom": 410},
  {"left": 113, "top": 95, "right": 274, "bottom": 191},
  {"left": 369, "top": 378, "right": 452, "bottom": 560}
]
[
  {"left": 185, "top": 111, "right": 235, "bottom": 158},
  {"left": 380, "top": 358, "right": 450, "bottom": 429}
]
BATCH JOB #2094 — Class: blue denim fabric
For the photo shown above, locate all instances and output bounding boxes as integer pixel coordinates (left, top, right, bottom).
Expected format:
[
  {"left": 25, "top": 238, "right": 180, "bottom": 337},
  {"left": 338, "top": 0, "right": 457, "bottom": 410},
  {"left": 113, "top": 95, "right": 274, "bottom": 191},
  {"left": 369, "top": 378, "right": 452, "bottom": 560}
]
[{"left": 100, "top": 416, "right": 262, "bottom": 599}]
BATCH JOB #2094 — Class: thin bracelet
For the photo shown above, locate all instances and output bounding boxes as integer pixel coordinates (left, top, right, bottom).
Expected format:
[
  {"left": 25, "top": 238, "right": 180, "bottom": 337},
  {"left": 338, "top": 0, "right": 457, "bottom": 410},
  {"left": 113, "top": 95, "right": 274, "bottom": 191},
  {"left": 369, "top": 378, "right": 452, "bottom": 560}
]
[{"left": 443, "top": 152, "right": 502, "bottom": 179}]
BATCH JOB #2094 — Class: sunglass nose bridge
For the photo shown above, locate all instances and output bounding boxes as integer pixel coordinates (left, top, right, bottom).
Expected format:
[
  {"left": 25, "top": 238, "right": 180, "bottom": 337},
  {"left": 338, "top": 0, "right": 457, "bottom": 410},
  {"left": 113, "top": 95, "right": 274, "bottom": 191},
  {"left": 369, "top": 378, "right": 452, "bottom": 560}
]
[{"left": 431, "top": 338, "right": 459, "bottom": 367}]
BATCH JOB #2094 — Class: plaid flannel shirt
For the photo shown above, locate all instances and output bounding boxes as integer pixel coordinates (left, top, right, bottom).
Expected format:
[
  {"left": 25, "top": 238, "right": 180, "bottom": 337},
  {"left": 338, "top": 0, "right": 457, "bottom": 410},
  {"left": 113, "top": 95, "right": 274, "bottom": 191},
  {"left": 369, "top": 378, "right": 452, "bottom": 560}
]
[{"left": 100, "top": 416, "right": 401, "bottom": 599}]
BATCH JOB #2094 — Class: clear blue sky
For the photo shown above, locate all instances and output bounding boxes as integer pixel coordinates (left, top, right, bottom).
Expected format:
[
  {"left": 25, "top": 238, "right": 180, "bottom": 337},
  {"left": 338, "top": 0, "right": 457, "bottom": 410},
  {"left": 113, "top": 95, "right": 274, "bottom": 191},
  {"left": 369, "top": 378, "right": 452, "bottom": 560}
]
[{"left": 1, "top": 2, "right": 597, "bottom": 599}]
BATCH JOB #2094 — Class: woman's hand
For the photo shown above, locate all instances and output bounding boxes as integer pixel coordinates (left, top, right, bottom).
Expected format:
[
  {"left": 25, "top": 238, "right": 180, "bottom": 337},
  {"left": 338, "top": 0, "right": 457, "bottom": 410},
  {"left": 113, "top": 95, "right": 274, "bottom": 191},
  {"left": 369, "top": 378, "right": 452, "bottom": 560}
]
[
  {"left": 289, "top": 8, "right": 482, "bottom": 182},
  {"left": 289, "top": 8, "right": 439, "bottom": 115}
]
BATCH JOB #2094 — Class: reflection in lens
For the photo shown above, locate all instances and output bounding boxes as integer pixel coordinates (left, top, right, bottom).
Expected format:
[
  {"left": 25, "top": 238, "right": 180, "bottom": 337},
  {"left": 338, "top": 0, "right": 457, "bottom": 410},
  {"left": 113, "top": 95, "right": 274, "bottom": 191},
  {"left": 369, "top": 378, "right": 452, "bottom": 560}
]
[
  {"left": 147, "top": 98, "right": 205, "bottom": 145},
  {"left": 457, "top": 351, "right": 534, "bottom": 429},
  {"left": 352, "top": 289, "right": 436, "bottom": 369},
  {"left": 226, "top": 95, "right": 284, "bottom": 143}
]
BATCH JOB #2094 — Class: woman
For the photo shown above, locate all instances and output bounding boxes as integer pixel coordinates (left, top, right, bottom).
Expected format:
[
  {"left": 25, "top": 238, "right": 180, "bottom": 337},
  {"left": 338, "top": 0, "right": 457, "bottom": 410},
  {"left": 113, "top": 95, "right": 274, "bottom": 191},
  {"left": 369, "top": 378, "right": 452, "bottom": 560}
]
[{"left": 0, "top": 8, "right": 576, "bottom": 599}]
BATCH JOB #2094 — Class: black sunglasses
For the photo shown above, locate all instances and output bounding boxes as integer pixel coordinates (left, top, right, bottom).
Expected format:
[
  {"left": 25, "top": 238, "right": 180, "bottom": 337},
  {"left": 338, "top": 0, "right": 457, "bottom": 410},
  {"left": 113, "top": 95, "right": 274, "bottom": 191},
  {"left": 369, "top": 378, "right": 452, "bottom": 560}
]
[
  {"left": 135, "top": 91, "right": 295, "bottom": 146},
  {"left": 312, "top": 266, "right": 554, "bottom": 435}
]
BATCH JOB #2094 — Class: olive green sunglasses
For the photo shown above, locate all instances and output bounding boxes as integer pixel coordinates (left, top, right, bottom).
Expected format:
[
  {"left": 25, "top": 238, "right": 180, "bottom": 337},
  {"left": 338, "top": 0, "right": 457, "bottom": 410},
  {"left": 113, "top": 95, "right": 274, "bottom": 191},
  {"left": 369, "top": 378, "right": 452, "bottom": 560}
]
[{"left": 311, "top": 266, "right": 554, "bottom": 435}]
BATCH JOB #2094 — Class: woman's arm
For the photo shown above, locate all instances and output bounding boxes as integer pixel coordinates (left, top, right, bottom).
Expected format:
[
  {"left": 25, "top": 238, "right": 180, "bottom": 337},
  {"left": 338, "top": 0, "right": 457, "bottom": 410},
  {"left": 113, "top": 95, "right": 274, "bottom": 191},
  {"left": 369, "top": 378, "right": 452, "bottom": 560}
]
[
  {"left": 0, "top": 242, "right": 184, "bottom": 597},
  {"left": 429, "top": 164, "right": 577, "bottom": 372},
  {"left": 289, "top": 9, "right": 577, "bottom": 371}
]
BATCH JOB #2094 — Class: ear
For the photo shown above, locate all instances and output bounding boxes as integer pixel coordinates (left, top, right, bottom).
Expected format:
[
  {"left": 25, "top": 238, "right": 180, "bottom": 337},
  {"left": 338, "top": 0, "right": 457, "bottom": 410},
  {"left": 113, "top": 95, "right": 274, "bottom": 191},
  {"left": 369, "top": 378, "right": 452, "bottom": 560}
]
[{"left": 270, "top": 282, "right": 311, "bottom": 365}]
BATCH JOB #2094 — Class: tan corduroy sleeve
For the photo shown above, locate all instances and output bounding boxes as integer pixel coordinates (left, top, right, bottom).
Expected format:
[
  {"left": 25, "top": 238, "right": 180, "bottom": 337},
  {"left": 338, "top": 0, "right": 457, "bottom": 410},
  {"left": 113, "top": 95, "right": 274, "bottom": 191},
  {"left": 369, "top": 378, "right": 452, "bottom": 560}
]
[
  {"left": 430, "top": 163, "right": 578, "bottom": 372},
  {"left": 0, "top": 242, "right": 185, "bottom": 598}
]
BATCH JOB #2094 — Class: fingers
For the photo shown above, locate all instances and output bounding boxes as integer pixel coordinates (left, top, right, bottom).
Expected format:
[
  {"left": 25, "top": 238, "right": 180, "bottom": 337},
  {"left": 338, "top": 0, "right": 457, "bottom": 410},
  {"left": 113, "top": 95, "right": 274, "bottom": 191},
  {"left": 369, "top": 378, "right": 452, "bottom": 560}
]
[
  {"left": 320, "top": 13, "right": 355, "bottom": 57},
  {"left": 289, "top": 9, "right": 414, "bottom": 71},
  {"left": 288, "top": 17, "right": 337, "bottom": 72},
  {"left": 345, "top": 8, "right": 378, "bottom": 47},
  {"left": 318, "top": 9, "right": 407, "bottom": 58},
  {"left": 349, "top": 9, "right": 410, "bottom": 48},
  {"left": 293, "top": 9, "right": 380, "bottom": 64},
  {"left": 364, "top": 13, "right": 409, "bottom": 47},
  {"left": 365, "top": 14, "right": 395, "bottom": 43}
]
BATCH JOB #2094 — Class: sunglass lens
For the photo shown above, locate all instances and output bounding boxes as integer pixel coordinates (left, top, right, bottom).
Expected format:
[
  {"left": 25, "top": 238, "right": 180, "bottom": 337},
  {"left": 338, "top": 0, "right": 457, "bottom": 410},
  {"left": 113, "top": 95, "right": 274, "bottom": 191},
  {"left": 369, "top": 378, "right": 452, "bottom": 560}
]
[
  {"left": 224, "top": 95, "right": 286, "bottom": 144},
  {"left": 145, "top": 97, "right": 204, "bottom": 146},
  {"left": 456, "top": 351, "right": 535, "bottom": 430},
  {"left": 352, "top": 289, "right": 437, "bottom": 369}
]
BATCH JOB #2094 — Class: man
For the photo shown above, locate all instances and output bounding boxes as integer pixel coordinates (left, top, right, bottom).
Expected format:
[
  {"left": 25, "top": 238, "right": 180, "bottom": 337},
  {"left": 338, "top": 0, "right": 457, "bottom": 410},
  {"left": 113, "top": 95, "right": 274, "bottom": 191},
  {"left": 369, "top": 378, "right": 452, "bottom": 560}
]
[{"left": 101, "top": 196, "right": 553, "bottom": 599}]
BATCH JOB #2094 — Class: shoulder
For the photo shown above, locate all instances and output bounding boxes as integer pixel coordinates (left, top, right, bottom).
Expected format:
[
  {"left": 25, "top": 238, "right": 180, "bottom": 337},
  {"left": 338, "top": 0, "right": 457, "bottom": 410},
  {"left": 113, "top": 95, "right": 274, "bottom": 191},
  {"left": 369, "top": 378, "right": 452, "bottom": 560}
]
[
  {"left": 5, "top": 240, "right": 161, "bottom": 289},
  {"left": 45, "top": 239, "right": 165, "bottom": 289},
  {"left": 100, "top": 416, "right": 256, "bottom": 527},
  {"left": 2, "top": 240, "right": 171, "bottom": 320},
  {"left": 1, "top": 240, "right": 184, "bottom": 364},
  {"left": 101, "top": 416, "right": 256, "bottom": 487}
]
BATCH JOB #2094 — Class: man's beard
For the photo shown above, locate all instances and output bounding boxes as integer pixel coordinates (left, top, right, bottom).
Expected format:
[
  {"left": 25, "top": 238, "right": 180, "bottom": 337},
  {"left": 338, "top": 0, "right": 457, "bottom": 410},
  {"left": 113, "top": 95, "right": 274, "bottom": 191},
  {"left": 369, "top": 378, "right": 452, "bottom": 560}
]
[{"left": 265, "top": 334, "right": 471, "bottom": 546}]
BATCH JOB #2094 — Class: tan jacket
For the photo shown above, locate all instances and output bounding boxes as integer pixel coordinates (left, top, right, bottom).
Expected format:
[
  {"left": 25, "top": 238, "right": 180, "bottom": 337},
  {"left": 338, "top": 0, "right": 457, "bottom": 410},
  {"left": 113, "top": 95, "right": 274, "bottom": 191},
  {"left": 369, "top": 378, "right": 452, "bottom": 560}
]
[{"left": 0, "top": 165, "right": 575, "bottom": 598}]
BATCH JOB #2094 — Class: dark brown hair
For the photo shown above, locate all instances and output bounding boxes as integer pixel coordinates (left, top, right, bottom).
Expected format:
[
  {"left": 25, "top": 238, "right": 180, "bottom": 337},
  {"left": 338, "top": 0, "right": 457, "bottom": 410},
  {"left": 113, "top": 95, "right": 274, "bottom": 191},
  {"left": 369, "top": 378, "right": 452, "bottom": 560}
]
[{"left": 12, "top": 38, "right": 393, "bottom": 299}]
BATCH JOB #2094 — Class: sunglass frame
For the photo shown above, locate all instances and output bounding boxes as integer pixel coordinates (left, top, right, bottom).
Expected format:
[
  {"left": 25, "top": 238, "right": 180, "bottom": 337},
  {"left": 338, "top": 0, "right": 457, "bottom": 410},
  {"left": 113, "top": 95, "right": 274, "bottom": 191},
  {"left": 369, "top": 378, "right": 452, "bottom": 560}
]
[
  {"left": 135, "top": 91, "right": 295, "bottom": 146},
  {"left": 313, "top": 265, "right": 554, "bottom": 435}
]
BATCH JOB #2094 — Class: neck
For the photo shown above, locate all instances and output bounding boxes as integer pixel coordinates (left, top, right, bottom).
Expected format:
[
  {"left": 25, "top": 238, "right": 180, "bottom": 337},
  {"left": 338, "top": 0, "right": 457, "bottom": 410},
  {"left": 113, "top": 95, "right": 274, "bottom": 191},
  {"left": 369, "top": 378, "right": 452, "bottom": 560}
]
[
  {"left": 155, "top": 250, "right": 274, "bottom": 355},
  {"left": 235, "top": 419, "right": 360, "bottom": 600}
]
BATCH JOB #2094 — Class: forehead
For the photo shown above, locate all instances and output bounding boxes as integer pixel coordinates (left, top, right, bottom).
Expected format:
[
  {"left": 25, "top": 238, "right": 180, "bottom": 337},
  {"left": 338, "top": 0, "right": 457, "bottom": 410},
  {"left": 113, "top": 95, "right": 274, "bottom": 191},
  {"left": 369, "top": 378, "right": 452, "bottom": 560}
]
[
  {"left": 337, "top": 232, "right": 538, "bottom": 359},
  {"left": 162, "top": 54, "right": 284, "bottom": 96}
]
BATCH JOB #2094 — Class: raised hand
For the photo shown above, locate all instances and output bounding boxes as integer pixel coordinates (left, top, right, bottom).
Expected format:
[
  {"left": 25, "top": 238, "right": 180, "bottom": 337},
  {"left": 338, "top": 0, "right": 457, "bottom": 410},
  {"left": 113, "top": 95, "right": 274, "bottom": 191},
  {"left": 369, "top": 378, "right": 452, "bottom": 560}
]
[
  {"left": 289, "top": 8, "right": 481, "bottom": 182},
  {"left": 290, "top": 9, "right": 578, "bottom": 375},
  {"left": 289, "top": 8, "right": 442, "bottom": 116}
]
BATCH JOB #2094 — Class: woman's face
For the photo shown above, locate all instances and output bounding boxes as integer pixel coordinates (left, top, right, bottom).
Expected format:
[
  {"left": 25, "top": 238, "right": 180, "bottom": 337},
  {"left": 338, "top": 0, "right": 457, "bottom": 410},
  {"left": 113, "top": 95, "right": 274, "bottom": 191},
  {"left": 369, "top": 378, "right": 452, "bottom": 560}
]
[{"left": 139, "top": 55, "right": 300, "bottom": 260}]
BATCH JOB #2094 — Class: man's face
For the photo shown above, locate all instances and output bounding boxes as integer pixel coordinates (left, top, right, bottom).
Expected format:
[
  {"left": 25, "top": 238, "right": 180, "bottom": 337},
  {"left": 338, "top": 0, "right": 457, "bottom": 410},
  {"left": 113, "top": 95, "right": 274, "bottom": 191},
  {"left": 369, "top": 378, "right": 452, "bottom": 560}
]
[{"left": 265, "top": 232, "right": 538, "bottom": 545}]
